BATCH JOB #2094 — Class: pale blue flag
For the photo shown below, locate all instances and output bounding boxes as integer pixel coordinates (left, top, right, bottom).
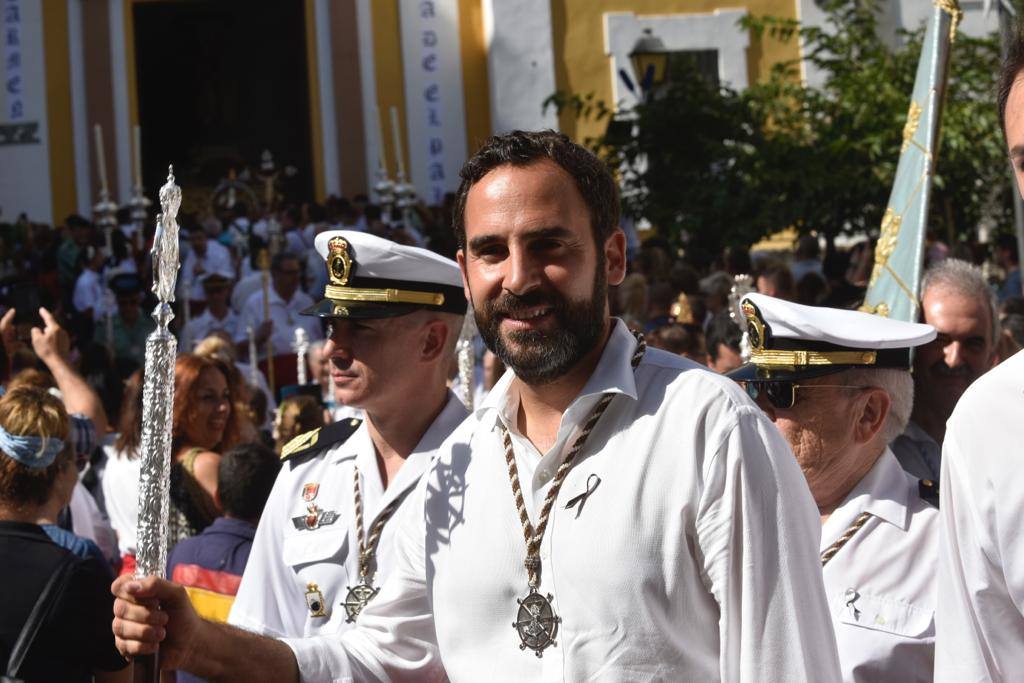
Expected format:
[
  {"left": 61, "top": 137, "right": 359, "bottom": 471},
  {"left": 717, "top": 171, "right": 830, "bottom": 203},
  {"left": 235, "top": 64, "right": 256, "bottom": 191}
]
[{"left": 862, "top": 1, "right": 961, "bottom": 321}]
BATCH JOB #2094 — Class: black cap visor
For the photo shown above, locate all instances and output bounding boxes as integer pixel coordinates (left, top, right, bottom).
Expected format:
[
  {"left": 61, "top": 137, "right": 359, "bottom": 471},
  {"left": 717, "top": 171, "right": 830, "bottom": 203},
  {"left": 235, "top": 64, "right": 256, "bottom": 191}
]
[
  {"left": 301, "top": 297, "right": 426, "bottom": 319},
  {"left": 727, "top": 363, "right": 850, "bottom": 383}
]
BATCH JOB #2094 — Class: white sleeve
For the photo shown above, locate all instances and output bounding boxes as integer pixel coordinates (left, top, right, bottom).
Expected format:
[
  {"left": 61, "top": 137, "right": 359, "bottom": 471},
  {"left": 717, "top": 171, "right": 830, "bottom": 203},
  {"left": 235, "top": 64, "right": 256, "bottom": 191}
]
[
  {"left": 935, "top": 408, "right": 1024, "bottom": 681},
  {"left": 229, "top": 468, "right": 300, "bottom": 638},
  {"left": 281, "top": 479, "right": 443, "bottom": 683},
  {"left": 696, "top": 407, "right": 841, "bottom": 683}
]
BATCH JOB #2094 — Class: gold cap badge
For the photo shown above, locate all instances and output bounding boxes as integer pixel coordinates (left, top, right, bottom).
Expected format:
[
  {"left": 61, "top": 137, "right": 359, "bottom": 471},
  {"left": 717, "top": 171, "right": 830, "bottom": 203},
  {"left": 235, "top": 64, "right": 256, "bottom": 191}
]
[{"left": 328, "top": 237, "right": 354, "bottom": 286}]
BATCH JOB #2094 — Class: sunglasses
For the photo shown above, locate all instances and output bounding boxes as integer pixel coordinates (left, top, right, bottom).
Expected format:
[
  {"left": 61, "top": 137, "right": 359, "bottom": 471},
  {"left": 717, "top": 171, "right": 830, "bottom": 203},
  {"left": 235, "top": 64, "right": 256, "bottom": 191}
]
[{"left": 743, "top": 381, "right": 865, "bottom": 410}]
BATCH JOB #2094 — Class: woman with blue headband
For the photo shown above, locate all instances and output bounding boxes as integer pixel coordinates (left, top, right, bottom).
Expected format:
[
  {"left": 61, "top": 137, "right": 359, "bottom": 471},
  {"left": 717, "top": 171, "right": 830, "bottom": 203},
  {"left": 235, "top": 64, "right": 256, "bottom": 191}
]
[{"left": 0, "top": 386, "right": 128, "bottom": 682}]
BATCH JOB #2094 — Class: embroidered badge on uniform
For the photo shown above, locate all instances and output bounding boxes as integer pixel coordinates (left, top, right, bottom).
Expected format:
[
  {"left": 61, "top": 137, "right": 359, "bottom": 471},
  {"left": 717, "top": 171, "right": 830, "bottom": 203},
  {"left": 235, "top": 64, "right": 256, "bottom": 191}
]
[
  {"left": 302, "top": 482, "right": 320, "bottom": 502},
  {"left": 291, "top": 503, "right": 340, "bottom": 531}
]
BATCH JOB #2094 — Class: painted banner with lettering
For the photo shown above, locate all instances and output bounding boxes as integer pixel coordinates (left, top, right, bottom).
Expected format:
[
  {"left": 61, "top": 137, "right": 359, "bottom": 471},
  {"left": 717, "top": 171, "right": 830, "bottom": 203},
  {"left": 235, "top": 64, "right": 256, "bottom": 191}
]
[
  {"left": 0, "top": 0, "right": 51, "bottom": 223},
  {"left": 398, "top": 0, "right": 468, "bottom": 206},
  {"left": 1, "top": 0, "right": 40, "bottom": 146},
  {"left": 4, "top": 0, "right": 23, "bottom": 121}
]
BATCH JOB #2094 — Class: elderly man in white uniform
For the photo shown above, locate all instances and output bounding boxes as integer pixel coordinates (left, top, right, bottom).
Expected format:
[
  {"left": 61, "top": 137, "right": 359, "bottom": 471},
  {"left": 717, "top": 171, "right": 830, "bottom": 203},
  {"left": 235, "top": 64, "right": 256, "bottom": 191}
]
[
  {"left": 112, "top": 131, "right": 840, "bottom": 682},
  {"left": 730, "top": 294, "right": 939, "bottom": 682},
  {"left": 933, "top": 31, "right": 1024, "bottom": 682},
  {"left": 228, "top": 231, "right": 469, "bottom": 638}
]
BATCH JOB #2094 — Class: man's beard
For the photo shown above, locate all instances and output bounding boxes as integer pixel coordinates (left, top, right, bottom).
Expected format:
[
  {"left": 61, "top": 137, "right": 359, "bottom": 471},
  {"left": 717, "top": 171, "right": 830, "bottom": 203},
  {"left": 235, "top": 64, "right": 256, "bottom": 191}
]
[{"left": 473, "top": 261, "right": 608, "bottom": 386}]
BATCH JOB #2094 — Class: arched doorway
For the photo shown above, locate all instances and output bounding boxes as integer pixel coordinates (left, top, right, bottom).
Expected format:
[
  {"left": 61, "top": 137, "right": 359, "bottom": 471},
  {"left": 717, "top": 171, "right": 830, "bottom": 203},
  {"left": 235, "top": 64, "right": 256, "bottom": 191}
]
[{"left": 132, "top": 0, "right": 314, "bottom": 210}]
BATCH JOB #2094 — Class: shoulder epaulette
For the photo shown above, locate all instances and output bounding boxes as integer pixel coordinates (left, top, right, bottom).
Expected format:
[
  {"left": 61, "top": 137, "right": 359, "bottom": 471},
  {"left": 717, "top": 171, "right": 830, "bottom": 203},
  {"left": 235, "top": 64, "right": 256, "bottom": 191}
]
[
  {"left": 918, "top": 478, "right": 939, "bottom": 508},
  {"left": 280, "top": 418, "right": 363, "bottom": 464}
]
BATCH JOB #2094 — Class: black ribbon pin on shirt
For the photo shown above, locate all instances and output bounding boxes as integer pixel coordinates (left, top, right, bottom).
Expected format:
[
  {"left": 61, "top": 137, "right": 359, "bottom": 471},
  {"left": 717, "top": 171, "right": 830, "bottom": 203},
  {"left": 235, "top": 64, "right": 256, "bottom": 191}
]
[{"left": 564, "top": 473, "right": 601, "bottom": 519}]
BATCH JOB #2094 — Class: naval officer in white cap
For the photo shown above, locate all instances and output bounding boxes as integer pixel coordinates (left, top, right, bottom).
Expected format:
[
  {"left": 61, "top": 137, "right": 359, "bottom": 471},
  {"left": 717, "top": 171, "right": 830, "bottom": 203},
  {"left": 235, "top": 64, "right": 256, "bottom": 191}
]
[
  {"left": 730, "top": 293, "right": 939, "bottom": 683},
  {"left": 223, "top": 231, "right": 468, "bottom": 640}
]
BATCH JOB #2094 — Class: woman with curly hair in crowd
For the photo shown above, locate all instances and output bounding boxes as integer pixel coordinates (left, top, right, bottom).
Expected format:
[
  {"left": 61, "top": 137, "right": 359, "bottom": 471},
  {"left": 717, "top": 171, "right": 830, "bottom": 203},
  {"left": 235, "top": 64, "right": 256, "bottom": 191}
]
[
  {"left": 167, "top": 353, "right": 251, "bottom": 546},
  {"left": 0, "top": 386, "right": 128, "bottom": 682}
]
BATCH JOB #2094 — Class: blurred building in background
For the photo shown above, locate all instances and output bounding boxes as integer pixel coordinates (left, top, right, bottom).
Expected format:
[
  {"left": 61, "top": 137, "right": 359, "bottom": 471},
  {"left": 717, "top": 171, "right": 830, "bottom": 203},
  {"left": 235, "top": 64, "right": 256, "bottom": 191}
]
[{"left": 0, "top": 0, "right": 998, "bottom": 225}]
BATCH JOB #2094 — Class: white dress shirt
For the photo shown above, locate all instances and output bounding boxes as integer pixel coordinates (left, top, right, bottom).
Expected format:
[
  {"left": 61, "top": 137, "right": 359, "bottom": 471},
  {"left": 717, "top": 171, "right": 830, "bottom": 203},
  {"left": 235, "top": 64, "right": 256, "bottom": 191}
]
[
  {"left": 229, "top": 393, "right": 468, "bottom": 638},
  {"left": 180, "top": 308, "right": 240, "bottom": 351},
  {"left": 822, "top": 447, "right": 937, "bottom": 683},
  {"left": 282, "top": 320, "right": 841, "bottom": 682},
  {"left": 72, "top": 268, "right": 106, "bottom": 315},
  {"left": 179, "top": 239, "right": 233, "bottom": 302},
  {"left": 936, "top": 349, "right": 1024, "bottom": 682},
  {"left": 235, "top": 287, "right": 322, "bottom": 361}
]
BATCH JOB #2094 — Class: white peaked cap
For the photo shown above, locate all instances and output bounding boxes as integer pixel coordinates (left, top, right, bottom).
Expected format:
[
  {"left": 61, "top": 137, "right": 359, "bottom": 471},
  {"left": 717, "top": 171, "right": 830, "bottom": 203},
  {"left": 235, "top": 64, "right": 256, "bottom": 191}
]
[
  {"left": 728, "top": 293, "right": 936, "bottom": 382},
  {"left": 303, "top": 230, "right": 466, "bottom": 319},
  {"left": 313, "top": 230, "right": 463, "bottom": 288},
  {"left": 743, "top": 293, "right": 936, "bottom": 350}
]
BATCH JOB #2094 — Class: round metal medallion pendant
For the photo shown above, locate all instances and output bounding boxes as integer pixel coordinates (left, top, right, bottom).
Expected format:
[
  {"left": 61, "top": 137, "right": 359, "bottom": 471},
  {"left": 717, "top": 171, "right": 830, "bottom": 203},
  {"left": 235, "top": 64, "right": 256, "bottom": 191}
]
[
  {"left": 513, "top": 590, "right": 560, "bottom": 657},
  {"left": 343, "top": 582, "right": 379, "bottom": 623}
]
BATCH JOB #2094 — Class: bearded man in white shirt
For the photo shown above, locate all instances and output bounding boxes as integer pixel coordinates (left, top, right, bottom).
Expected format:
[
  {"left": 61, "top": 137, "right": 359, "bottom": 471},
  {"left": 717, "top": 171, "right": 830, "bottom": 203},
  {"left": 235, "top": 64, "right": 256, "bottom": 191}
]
[
  {"left": 731, "top": 294, "right": 939, "bottom": 683},
  {"left": 112, "top": 130, "right": 840, "bottom": 682}
]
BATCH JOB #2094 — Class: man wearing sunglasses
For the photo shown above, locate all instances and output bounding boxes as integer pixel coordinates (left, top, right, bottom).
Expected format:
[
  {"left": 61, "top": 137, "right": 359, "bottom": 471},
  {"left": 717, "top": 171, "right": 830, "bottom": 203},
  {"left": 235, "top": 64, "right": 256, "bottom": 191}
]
[{"left": 729, "top": 293, "right": 939, "bottom": 683}]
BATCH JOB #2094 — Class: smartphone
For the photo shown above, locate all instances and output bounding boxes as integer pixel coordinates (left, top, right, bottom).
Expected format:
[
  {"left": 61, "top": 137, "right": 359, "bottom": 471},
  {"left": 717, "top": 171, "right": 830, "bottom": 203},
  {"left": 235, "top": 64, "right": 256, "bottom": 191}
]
[{"left": 10, "top": 283, "right": 42, "bottom": 327}]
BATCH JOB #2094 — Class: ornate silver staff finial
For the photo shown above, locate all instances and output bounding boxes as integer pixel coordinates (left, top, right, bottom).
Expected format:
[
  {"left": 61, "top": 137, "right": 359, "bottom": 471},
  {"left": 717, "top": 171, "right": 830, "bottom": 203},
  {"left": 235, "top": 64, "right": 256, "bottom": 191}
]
[{"left": 150, "top": 166, "right": 181, "bottom": 328}]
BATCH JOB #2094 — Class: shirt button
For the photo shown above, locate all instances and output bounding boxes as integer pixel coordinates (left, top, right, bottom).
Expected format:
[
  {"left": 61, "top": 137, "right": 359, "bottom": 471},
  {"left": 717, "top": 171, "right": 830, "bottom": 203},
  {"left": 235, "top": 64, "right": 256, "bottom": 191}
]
[{"left": 539, "top": 468, "right": 550, "bottom": 479}]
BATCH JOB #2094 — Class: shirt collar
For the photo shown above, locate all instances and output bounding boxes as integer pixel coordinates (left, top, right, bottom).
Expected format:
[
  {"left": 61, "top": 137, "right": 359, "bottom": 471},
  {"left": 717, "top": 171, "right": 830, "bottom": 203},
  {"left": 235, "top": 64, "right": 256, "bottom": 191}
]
[
  {"left": 836, "top": 447, "right": 911, "bottom": 530},
  {"left": 330, "top": 391, "right": 469, "bottom": 469},
  {"left": 333, "top": 391, "right": 469, "bottom": 514},
  {"left": 475, "top": 318, "right": 640, "bottom": 423},
  {"left": 900, "top": 420, "right": 938, "bottom": 449}
]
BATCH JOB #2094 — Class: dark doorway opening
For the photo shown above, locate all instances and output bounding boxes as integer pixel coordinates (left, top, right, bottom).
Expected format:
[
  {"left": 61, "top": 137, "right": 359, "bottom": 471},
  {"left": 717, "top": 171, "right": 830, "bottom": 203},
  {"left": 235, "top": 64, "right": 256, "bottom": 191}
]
[{"left": 133, "top": 1, "right": 313, "bottom": 207}]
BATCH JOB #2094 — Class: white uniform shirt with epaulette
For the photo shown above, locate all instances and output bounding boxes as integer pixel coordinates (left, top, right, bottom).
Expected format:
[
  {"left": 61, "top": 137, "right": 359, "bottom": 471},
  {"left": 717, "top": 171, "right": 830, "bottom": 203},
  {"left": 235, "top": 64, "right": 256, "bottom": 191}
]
[
  {"left": 228, "top": 392, "right": 468, "bottom": 638},
  {"left": 821, "top": 447, "right": 938, "bottom": 682}
]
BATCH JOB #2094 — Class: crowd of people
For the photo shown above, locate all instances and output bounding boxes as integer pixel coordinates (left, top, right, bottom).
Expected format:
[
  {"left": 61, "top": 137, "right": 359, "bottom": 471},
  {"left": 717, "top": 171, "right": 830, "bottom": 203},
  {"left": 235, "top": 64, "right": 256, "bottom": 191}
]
[{"left": 4, "top": 34, "right": 1024, "bottom": 683}]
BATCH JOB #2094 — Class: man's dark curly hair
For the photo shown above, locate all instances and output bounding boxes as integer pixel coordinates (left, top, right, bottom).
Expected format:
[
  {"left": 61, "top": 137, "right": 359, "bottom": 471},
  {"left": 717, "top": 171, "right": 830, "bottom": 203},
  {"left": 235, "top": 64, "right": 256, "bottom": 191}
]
[
  {"left": 998, "top": 22, "right": 1024, "bottom": 140},
  {"left": 452, "top": 130, "right": 619, "bottom": 249}
]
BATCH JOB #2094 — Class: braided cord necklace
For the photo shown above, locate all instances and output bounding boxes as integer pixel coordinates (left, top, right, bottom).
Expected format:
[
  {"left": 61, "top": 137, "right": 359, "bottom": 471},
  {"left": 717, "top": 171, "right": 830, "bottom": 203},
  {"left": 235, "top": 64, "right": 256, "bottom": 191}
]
[
  {"left": 342, "top": 465, "right": 406, "bottom": 622},
  {"left": 503, "top": 332, "right": 646, "bottom": 657},
  {"left": 820, "top": 511, "right": 873, "bottom": 567}
]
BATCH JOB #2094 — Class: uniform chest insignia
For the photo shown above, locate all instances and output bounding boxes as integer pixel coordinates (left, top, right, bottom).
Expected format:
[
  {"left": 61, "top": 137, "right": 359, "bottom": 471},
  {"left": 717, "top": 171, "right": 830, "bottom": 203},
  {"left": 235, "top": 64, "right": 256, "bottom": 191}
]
[
  {"left": 302, "top": 482, "right": 320, "bottom": 502},
  {"left": 292, "top": 503, "right": 340, "bottom": 531},
  {"left": 305, "top": 583, "right": 327, "bottom": 618}
]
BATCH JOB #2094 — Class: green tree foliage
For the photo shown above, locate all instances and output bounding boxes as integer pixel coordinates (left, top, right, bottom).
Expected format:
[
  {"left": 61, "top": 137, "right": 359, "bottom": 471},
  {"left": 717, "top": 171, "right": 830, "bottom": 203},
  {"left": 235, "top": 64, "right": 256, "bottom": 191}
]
[{"left": 546, "top": 0, "right": 1008, "bottom": 253}]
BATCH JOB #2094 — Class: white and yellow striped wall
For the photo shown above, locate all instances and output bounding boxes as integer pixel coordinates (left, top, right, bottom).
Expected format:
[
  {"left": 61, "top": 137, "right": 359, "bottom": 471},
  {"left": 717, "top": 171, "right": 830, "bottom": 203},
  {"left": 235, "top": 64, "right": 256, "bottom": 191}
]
[{"left": 1, "top": 0, "right": 804, "bottom": 224}]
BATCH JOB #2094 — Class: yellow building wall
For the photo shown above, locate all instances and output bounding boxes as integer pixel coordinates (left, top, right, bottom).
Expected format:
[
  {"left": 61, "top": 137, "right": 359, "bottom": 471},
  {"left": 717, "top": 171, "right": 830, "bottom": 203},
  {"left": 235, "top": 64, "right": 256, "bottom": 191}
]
[
  {"left": 42, "top": 0, "right": 76, "bottom": 223},
  {"left": 550, "top": 0, "right": 801, "bottom": 142},
  {"left": 458, "top": 0, "right": 492, "bottom": 155}
]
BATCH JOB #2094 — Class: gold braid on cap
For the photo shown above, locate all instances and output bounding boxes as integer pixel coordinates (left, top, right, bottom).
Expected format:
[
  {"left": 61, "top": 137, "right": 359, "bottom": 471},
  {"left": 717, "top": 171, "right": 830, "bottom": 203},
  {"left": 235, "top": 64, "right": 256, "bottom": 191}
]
[
  {"left": 324, "top": 236, "right": 445, "bottom": 307},
  {"left": 741, "top": 300, "right": 878, "bottom": 368}
]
